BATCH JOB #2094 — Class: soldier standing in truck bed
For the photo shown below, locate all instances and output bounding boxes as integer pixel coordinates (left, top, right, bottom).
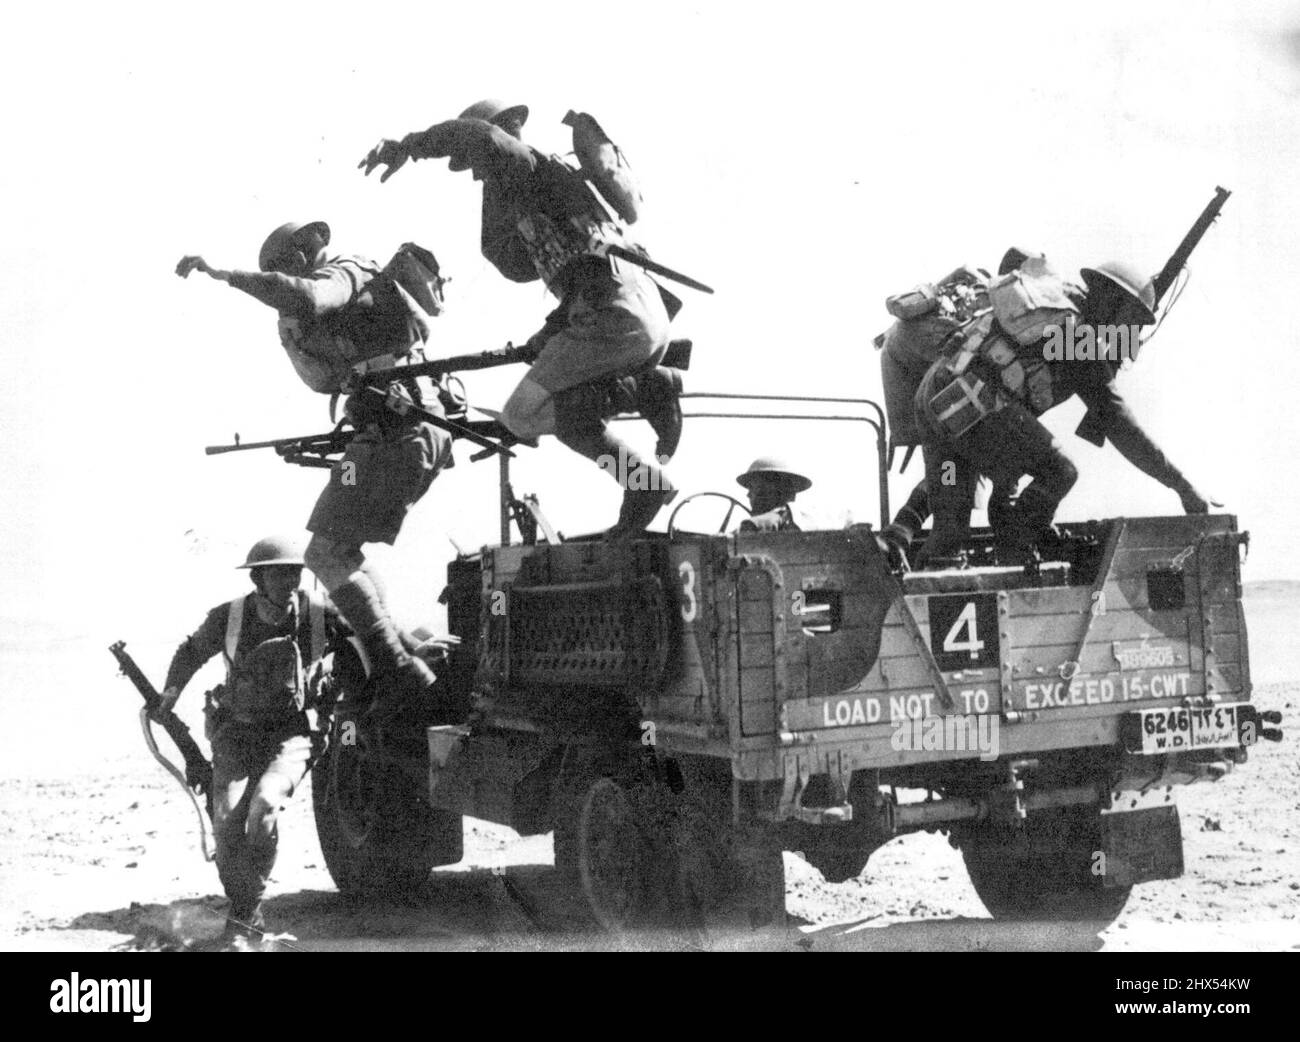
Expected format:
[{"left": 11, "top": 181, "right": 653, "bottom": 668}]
[
  {"left": 176, "top": 222, "right": 450, "bottom": 716},
  {"left": 876, "top": 251, "right": 1051, "bottom": 568},
  {"left": 358, "top": 99, "right": 688, "bottom": 537},
  {"left": 914, "top": 258, "right": 1216, "bottom": 565}
]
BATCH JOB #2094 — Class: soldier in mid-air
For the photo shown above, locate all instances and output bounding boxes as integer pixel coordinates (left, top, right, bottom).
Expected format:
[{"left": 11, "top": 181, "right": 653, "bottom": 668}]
[
  {"left": 157, "top": 536, "right": 346, "bottom": 949},
  {"left": 358, "top": 99, "right": 689, "bottom": 537},
  {"left": 176, "top": 222, "right": 450, "bottom": 716}
]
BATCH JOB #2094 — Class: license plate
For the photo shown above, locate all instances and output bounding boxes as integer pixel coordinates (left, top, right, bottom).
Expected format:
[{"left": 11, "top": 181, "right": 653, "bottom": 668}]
[{"left": 1128, "top": 703, "right": 1243, "bottom": 754}]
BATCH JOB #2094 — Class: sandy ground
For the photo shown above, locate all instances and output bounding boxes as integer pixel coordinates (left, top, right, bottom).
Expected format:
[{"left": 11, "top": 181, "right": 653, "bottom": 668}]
[{"left": 1, "top": 587, "right": 1296, "bottom": 952}]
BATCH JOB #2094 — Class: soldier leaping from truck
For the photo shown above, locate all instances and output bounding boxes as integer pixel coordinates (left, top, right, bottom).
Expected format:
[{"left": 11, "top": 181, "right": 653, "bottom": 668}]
[
  {"left": 360, "top": 99, "right": 710, "bottom": 538},
  {"left": 177, "top": 222, "right": 454, "bottom": 720}
]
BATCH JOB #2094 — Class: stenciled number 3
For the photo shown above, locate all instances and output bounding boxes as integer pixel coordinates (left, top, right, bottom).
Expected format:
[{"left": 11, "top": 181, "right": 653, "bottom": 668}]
[{"left": 679, "top": 560, "right": 697, "bottom": 622}]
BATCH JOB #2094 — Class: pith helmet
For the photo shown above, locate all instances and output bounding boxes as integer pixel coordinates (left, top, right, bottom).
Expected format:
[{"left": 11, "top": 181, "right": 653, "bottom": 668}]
[
  {"left": 451, "top": 99, "right": 529, "bottom": 170},
  {"left": 736, "top": 457, "right": 812, "bottom": 493},
  {"left": 237, "top": 534, "right": 306, "bottom": 569},
  {"left": 1080, "top": 260, "right": 1157, "bottom": 325},
  {"left": 258, "top": 221, "right": 330, "bottom": 273}
]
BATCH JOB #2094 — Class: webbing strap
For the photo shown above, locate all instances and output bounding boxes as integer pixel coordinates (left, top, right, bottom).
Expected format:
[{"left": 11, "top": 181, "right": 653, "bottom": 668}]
[{"left": 223, "top": 595, "right": 247, "bottom": 676}]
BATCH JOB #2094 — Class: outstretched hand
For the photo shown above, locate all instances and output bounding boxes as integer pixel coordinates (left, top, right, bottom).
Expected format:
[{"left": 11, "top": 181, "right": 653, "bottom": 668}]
[
  {"left": 175, "top": 256, "right": 227, "bottom": 281},
  {"left": 1178, "top": 484, "right": 1223, "bottom": 515},
  {"left": 358, "top": 138, "right": 410, "bottom": 182}
]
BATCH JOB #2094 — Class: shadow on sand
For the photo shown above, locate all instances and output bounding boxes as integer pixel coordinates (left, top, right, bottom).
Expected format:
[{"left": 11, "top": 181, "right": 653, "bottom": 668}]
[{"left": 63, "top": 863, "right": 1107, "bottom": 953}]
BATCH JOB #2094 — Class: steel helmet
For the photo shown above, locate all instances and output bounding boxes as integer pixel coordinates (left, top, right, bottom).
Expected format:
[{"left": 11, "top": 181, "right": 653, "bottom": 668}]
[
  {"left": 451, "top": 99, "right": 529, "bottom": 170},
  {"left": 458, "top": 98, "right": 529, "bottom": 128},
  {"left": 1080, "top": 260, "right": 1157, "bottom": 325},
  {"left": 736, "top": 457, "right": 812, "bottom": 493},
  {"left": 998, "top": 246, "right": 1047, "bottom": 275},
  {"left": 258, "top": 221, "right": 330, "bottom": 273},
  {"left": 237, "top": 534, "right": 306, "bottom": 569}
]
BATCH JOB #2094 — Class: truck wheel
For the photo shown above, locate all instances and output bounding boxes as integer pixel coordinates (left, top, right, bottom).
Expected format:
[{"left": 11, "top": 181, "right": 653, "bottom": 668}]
[
  {"left": 958, "top": 805, "right": 1130, "bottom": 924},
  {"left": 312, "top": 718, "right": 463, "bottom": 899},
  {"left": 672, "top": 763, "right": 786, "bottom": 926},
  {"left": 577, "top": 778, "right": 652, "bottom": 931}
]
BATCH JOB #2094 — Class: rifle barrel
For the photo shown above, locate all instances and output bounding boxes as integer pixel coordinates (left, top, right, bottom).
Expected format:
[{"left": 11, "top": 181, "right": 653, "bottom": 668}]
[
  {"left": 358, "top": 345, "right": 531, "bottom": 386},
  {"left": 1153, "top": 186, "right": 1231, "bottom": 304},
  {"left": 205, "top": 431, "right": 344, "bottom": 455}
]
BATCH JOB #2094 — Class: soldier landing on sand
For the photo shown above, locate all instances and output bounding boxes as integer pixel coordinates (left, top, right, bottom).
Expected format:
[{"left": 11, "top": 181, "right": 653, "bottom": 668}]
[
  {"left": 156, "top": 536, "right": 348, "bottom": 950},
  {"left": 914, "top": 256, "right": 1217, "bottom": 566},
  {"left": 176, "top": 222, "right": 451, "bottom": 718},
  {"left": 359, "top": 99, "right": 697, "bottom": 538}
]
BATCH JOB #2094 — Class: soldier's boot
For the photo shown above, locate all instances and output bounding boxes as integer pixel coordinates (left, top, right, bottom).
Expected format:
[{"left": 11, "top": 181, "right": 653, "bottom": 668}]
[
  {"left": 554, "top": 383, "right": 677, "bottom": 537},
  {"left": 635, "top": 365, "right": 685, "bottom": 461},
  {"left": 878, "top": 524, "right": 913, "bottom": 572},
  {"left": 606, "top": 366, "right": 684, "bottom": 460},
  {"left": 995, "top": 486, "right": 1060, "bottom": 569},
  {"left": 330, "top": 580, "right": 435, "bottom": 719},
  {"left": 880, "top": 482, "right": 930, "bottom": 571},
  {"left": 219, "top": 902, "right": 265, "bottom": 952},
  {"left": 607, "top": 486, "right": 679, "bottom": 541}
]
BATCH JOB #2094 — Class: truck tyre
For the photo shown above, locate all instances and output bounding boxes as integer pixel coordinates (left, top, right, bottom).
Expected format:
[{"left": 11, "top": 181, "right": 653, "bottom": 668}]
[
  {"left": 577, "top": 777, "right": 653, "bottom": 932},
  {"left": 957, "top": 804, "right": 1131, "bottom": 924},
  {"left": 562, "top": 769, "right": 700, "bottom": 936},
  {"left": 673, "top": 761, "right": 786, "bottom": 926},
  {"left": 312, "top": 715, "right": 463, "bottom": 898}
]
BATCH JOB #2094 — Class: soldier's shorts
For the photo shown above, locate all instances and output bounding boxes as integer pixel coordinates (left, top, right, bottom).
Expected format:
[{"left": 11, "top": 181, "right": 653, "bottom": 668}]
[
  {"left": 527, "top": 262, "right": 670, "bottom": 394},
  {"left": 956, "top": 399, "right": 1072, "bottom": 491},
  {"left": 210, "top": 720, "right": 315, "bottom": 913},
  {"left": 308, "top": 420, "right": 451, "bottom": 547}
]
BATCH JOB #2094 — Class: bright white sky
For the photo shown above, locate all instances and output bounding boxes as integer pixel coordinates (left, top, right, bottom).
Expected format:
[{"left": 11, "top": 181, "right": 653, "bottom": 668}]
[{"left": 3, "top": 0, "right": 1299, "bottom": 652}]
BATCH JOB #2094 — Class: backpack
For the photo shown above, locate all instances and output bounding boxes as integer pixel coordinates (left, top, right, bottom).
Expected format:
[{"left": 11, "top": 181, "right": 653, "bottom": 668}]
[
  {"left": 986, "top": 260, "right": 1079, "bottom": 346},
  {"left": 918, "top": 275, "right": 1070, "bottom": 439},
  {"left": 563, "top": 109, "right": 643, "bottom": 225},
  {"left": 277, "top": 244, "right": 442, "bottom": 394},
  {"left": 381, "top": 242, "right": 443, "bottom": 331},
  {"left": 877, "top": 266, "right": 990, "bottom": 446}
]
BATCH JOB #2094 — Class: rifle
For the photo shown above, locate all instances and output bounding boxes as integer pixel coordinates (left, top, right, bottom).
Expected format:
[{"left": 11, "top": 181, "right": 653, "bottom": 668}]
[
  {"left": 206, "top": 338, "right": 694, "bottom": 462},
  {"left": 204, "top": 397, "right": 518, "bottom": 463},
  {"left": 1152, "top": 186, "right": 1231, "bottom": 302},
  {"left": 353, "top": 337, "right": 693, "bottom": 388},
  {"left": 109, "top": 641, "right": 215, "bottom": 860},
  {"left": 1076, "top": 186, "right": 1230, "bottom": 446},
  {"left": 205, "top": 424, "right": 353, "bottom": 466}
]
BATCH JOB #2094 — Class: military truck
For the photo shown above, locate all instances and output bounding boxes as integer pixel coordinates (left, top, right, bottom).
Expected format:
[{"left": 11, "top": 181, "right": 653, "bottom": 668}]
[{"left": 311, "top": 393, "right": 1278, "bottom": 929}]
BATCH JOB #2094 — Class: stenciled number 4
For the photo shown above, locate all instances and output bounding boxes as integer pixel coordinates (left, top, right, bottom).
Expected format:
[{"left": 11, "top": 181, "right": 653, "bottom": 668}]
[{"left": 943, "top": 602, "right": 984, "bottom": 659}]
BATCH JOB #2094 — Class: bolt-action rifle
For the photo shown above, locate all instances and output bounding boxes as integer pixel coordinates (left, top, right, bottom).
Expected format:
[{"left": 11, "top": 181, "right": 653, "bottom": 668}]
[
  {"left": 109, "top": 641, "right": 215, "bottom": 860},
  {"left": 206, "top": 339, "right": 693, "bottom": 463},
  {"left": 1076, "top": 186, "right": 1231, "bottom": 446},
  {"left": 352, "top": 337, "right": 692, "bottom": 388}
]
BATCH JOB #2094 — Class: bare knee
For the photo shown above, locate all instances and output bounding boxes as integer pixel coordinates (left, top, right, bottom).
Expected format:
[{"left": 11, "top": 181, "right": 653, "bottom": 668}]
[
  {"left": 305, "top": 534, "right": 362, "bottom": 590},
  {"left": 246, "top": 779, "right": 292, "bottom": 848},
  {"left": 502, "top": 379, "right": 555, "bottom": 439}
]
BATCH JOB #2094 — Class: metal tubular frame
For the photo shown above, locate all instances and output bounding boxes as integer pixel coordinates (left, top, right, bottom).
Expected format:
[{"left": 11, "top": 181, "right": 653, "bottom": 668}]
[
  {"left": 496, "top": 392, "right": 892, "bottom": 542},
  {"left": 678, "top": 392, "right": 890, "bottom": 530}
]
